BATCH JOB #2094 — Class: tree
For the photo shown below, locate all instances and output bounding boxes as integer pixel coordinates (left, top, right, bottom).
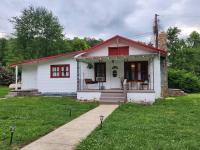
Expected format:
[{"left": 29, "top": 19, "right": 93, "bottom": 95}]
[
  {"left": 187, "top": 31, "right": 200, "bottom": 48},
  {"left": 0, "top": 38, "right": 7, "bottom": 66},
  {"left": 0, "top": 66, "right": 14, "bottom": 85},
  {"left": 3, "top": 38, "right": 24, "bottom": 66},
  {"left": 71, "top": 37, "right": 89, "bottom": 50},
  {"left": 10, "top": 6, "right": 64, "bottom": 59},
  {"left": 166, "top": 27, "right": 183, "bottom": 67},
  {"left": 84, "top": 37, "right": 103, "bottom": 47}
]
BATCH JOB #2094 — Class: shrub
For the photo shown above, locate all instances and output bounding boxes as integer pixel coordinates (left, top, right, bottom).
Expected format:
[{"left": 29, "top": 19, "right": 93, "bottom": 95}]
[
  {"left": 168, "top": 68, "right": 200, "bottom": 93},
  {"left": 0, "top": 66, "right": 15, "bottom": 85}
]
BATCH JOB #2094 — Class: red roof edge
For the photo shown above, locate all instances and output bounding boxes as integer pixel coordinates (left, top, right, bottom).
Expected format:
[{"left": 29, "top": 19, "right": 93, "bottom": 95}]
[
  {"left": 117, "top": 35, "right": 167, "bottom": 54},
  {"left": 81, "top": 35, "right": 167, "bottom": 55},
  {"left": 10, "top": 50, "right": 82, "bottom": 67}
]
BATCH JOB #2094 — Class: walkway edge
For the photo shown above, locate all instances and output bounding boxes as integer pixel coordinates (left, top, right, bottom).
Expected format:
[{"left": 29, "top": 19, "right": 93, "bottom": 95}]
[{"left": 21, "top": 104, "right": 118, "bottom": 150}]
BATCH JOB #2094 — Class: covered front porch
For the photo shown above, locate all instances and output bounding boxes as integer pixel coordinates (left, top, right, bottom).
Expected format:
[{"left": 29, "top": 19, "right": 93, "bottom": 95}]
[
  {"left": 76, "top": 54, "right": 159, "bottom": 103},
  {"left": 77, "top": 54, "right": 157, "bottom": 91}
]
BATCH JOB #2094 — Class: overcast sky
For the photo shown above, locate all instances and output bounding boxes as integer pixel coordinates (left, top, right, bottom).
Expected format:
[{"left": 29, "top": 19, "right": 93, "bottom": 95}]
[{"left": 0, "top": 0, "right": 200, "bottom": 42}]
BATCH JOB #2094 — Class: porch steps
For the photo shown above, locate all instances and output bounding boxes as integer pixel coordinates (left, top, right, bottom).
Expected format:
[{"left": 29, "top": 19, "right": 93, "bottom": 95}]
[
  {"left": 6, "top": 89, "right": 42, "bottom": 97},
  {"left": 100, "top": 91, "right": 125, "bottom": 104}
]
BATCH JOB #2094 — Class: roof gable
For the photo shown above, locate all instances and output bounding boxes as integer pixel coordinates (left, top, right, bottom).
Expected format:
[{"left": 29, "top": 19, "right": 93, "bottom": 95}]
[{"left": 81, "top": 35, "right": 167, "bottom": 56}]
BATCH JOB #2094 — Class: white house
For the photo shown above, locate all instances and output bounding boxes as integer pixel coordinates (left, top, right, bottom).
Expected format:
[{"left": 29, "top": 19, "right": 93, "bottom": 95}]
[{"left": 11, "top": 35, "right": 168, "bottom": 104}]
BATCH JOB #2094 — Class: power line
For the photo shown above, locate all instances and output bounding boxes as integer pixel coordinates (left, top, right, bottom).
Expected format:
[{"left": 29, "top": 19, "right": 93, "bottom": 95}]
[
  {"left": 132, "top": 32, "right": 152, "bottom": 37},
  {"left": 161, "top": 14, "right": 200, "bottom": 18}
]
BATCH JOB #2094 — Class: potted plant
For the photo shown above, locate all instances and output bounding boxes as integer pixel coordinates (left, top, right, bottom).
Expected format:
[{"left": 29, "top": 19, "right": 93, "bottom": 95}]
[{"left": 87, "top": 63, "right": 93, "bottom": 69}]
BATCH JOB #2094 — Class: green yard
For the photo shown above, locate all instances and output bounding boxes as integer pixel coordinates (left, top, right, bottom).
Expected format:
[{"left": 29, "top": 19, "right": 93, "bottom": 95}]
[
  {"left": 0, "top": 86, "right": 9, "bottom": 98},
  {"left": 0, "top": 96, "right": 97, "bottom": 150},
  {"left": 77, "top": 94, "right": 200, "bottom": 150}
]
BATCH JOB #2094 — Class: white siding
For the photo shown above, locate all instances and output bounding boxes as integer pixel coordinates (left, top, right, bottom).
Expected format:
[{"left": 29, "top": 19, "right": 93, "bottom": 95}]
[
  {"left": 21, "top": 63, "right": 37, "bottom": 89},
  {"left": 127, "top": 92, "right": 156, "bottom": 104},
  {"left": 37, "top": 57, "right": 77, "bottom": 93},
  {"left": 85, "top": 42, "right": 152, "bottom": 57},
  {"left": 77, "top": 92, "right": 101, "bottom": 101}
]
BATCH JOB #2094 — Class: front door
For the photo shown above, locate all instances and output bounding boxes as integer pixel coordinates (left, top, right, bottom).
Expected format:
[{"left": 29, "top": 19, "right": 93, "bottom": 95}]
[{"left": 110, "top": 61, "right": 123, "bottom": 89}]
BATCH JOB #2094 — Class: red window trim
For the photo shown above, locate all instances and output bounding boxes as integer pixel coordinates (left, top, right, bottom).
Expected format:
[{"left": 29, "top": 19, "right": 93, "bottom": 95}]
[{"left": 50, "top": 64, "right": 70, "bottom": 78}]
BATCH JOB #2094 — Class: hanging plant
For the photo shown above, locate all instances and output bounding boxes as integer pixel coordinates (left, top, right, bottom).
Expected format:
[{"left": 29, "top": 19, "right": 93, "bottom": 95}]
[{"left": 87, "top": 63, "right": 93, "bottom": 69}]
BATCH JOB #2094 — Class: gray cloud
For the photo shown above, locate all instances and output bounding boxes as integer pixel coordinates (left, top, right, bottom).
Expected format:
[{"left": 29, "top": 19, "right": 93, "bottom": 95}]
[{"left": 0, "top": 0, "right": 199, "bottom": 41}]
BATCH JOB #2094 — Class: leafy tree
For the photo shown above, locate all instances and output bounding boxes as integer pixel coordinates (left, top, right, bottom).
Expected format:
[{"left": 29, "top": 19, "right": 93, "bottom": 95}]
[
  {"left": 166, "top": 27, "right": 200, "bottom": 92},
  {"left": 4, "top": 38, "right": 24, "bottom": 65},
  {"left": 0, "top": 38, "right": 7, "bottom": 65},
  {"left": 0, "top": 66, "right": 15, "bottom": 85},
  {"left": 174, "top": 48, "right": 200, "bottom": 75},
  {"left": 187, "top": 31, "right": 200, "bottom": 48},
  {"left": 168, "top": 68, "right": 200, "bottom": 93},
  {"left": 71, "top": 37, "right": 89, "bottom": 50},
  {"left": 10, "top": 6, "right": 64, "bottom": 59},
  {"left": 166, "top": 27, "right": 183, "bottom": 67},
  {"left": 84, "top": 37, "right": 103, "bottom": 47}
]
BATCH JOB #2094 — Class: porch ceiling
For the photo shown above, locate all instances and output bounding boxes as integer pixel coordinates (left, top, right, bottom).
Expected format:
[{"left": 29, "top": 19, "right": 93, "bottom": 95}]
[{"left": 76, "top": 53, "right": 158, "bottom": 62}]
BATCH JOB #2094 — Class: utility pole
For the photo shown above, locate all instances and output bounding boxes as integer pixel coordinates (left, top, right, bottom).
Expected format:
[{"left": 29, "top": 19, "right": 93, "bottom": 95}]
[{"left": 154, "top": 14, "right": 159, "bottom": 48}]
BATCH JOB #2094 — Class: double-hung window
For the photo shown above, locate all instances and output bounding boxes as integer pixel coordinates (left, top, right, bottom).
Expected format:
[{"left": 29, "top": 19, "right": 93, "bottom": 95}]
[
  {"left": 50, "top": 64, "right": 70, "bottom": 78},
  {"left": 94, "top": 62, "right": 106, "bottom": 82},
  {"left": 124, "top": 61, "right": 148, "bottom": 81}
]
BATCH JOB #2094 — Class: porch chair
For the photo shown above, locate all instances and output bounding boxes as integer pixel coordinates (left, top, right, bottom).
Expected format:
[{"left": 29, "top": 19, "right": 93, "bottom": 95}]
[
  {"left": 129, "top": 81, "right": 140, "bottom": 90},
  {"left": 84, "top": 79, "right": 98, "bottom": 89},
  {"left": 140, "top": 80, "right": 149, "bottom": 90}
]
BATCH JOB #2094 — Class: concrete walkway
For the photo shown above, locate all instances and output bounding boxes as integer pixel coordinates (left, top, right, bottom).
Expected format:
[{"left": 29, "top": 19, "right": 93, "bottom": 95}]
[{"left": 21, "top": 104, "right": 118, "bottom": 150}]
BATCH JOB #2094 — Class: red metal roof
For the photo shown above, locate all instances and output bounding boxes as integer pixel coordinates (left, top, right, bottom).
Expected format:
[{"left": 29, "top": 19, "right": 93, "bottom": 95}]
[
  {"left": 10, "top": 50, "right": 82, "bottom": 67},
  {"left": 10, "top": 35, "right": 167, "bottom": 67}
]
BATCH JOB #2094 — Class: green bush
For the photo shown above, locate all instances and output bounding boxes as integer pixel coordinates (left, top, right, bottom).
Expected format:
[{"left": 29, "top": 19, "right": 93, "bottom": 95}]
[
  {"left": 0, "top": 66, "right": 14, "bottom": 85},
  {"left": 168, "top": 68, "right": 200, "bottom": 93}
]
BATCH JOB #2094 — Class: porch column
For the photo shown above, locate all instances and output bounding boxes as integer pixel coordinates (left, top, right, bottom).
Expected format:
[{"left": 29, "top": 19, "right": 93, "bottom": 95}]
[{"left": 15, "top": 65, "right": 18, "bottom": 90}]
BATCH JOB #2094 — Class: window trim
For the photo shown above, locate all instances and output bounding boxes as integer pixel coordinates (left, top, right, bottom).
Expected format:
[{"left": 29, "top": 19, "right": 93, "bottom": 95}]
[
  {"left": 50, "top": 64, "right": 70, "bottom": 78},
  {"left": 94, "top": 62, "right": 106, "bottom": 82}
]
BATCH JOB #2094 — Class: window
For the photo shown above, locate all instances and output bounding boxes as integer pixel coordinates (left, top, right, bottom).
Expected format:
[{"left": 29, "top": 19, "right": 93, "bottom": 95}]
[
  {"left": 124, "top": 61, "right": 148, "bottom": 81},
  {"left": 94, "top": 63, "right": 106, "bottom": 82},
  {"left": 50, "top": 64, "right": 70, "bottom": 78},
  {"left": 108, "top": 46, "right": 129, "bottom": 56}
]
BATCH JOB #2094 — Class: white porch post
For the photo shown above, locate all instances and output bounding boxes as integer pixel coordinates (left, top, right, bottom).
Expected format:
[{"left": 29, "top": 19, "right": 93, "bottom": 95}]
[{"left": 15, "top": 65, "right": 18, "bottom": 90}]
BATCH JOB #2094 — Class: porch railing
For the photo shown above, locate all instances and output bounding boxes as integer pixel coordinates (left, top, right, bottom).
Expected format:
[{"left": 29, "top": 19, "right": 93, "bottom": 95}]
[{"left": 123, "top": 79, "right": 128, "bottom": 103}]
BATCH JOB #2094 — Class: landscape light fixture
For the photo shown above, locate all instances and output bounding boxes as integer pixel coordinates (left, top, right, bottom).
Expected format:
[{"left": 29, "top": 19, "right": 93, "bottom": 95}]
[
  {"left": 9, "top": 124, "right": 16, "bottom": 145},
  {"left": 100, "top": 115, "right": 104, "bottom": 129},
  {"left": 69, "top": 107, "right": 72, "bottom": 117}
]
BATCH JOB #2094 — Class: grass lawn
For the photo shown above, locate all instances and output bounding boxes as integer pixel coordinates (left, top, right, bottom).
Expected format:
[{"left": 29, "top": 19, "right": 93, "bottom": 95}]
[
  {"left": 0, "top": 96, "right": 97, "bottom": 150},
  {"left": 0, "top": 86, "right": 9, "bottom": 98},
  {"left": 77, "top": 94, "right": 200, "bottom": 150}
]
